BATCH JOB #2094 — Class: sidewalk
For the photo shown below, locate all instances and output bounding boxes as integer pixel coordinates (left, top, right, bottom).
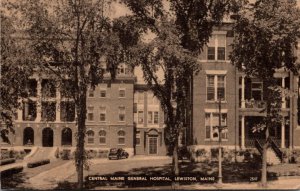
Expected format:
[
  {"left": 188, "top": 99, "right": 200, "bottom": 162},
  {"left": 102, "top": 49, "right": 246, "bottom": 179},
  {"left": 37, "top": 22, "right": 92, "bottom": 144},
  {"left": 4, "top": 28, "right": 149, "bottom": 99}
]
[{"left": 180, "top": 178, "right": 300, "bottom": 190}]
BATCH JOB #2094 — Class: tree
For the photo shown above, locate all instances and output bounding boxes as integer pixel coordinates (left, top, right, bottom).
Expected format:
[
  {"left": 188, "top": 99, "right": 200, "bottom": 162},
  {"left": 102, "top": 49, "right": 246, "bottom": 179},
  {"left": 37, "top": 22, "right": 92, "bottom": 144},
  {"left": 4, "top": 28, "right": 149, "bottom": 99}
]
[
  {"left": 0, "top": 12, "right": 34, "bottom": 143},
  {"left": 230, "top": 0, "right": 300, "bottom": 187},
  {"left": 5, "top": 0, "right": 127, "bottom": 189},
  {"left": 121, "top": 0, "right": 234, "bottom": 186}
]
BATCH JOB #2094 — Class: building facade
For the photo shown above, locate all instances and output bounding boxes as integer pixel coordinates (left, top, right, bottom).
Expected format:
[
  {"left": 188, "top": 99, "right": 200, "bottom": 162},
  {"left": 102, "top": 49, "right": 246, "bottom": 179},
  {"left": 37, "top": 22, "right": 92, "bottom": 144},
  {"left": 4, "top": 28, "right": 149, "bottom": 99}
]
[{"left": 189, "top": 25, "right": 300, "bottom": 151}]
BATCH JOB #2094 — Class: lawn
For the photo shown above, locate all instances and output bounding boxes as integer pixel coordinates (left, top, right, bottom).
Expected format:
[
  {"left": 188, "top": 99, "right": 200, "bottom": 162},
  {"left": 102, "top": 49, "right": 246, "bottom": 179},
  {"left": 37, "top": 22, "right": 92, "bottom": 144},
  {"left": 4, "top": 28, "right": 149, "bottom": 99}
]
[{"left": 1, "top": 159, "right": 68, "bottom": 189}]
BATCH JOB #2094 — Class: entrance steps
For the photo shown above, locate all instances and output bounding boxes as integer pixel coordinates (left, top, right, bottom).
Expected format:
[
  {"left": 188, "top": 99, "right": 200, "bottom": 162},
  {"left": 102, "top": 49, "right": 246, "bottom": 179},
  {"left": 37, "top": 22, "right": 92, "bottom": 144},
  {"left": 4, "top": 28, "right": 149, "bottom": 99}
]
[
  {"left": 267, "top": 148, "right": 281, "bottom": 165},
  {"left": 25, "top": 147, "right": 57, "bottom": 162}
]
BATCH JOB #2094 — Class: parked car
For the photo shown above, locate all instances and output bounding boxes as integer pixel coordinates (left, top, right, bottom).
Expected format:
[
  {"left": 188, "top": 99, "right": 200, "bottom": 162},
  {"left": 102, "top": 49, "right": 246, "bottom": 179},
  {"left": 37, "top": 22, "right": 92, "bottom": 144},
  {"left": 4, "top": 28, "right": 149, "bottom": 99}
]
[{"left": 108, "top": 148, "right": 129, "bottom": 160}]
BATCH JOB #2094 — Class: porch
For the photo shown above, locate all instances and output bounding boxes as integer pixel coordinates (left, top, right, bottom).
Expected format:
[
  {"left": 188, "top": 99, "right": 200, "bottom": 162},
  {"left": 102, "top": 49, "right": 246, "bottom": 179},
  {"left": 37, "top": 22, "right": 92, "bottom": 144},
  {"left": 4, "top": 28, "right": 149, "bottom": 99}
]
[{"left": 239, "top": 116, "right": 290, "bottom": 149}]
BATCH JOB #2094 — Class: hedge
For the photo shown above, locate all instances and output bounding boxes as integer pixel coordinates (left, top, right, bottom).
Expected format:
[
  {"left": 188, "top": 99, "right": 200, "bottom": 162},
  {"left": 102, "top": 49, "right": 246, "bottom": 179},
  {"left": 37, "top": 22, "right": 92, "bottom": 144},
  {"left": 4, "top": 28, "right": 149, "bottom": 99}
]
[
  {"left": 0, "top": 158, "right": 16, "bottom": 166},
  {"left": 27, "top": 159, "right": 50, "bottom": 168},
  {"left": 0, "top": 166, "right": 23, "bottom": 177}
]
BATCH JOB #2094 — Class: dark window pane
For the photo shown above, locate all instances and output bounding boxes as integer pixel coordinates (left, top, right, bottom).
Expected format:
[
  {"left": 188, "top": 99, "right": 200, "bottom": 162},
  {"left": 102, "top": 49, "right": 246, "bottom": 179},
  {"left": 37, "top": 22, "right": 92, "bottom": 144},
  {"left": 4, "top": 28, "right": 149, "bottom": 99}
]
[
  {"left": 207, "top": 47, "right": 215, "bottom": 60},
  {"left": 206, "top": 126, "right": 210, "bottom": 139},
  {"left": 217, "top": 47, "right": 225, "bottom": 60}
]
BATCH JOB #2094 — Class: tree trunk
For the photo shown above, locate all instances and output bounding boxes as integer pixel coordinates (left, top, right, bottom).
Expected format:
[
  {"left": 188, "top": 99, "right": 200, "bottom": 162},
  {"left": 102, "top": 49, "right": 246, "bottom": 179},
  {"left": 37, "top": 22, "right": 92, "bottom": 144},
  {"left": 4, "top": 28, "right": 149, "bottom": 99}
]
[
  {"left": 76, "top": 86, "right": 87, "bottom": 190},
  {"left": 172, "top": 143, "right": 179, "bottom": 189},
  {"left": 261, "top": 127, "right": 269, "bottom": 187}
]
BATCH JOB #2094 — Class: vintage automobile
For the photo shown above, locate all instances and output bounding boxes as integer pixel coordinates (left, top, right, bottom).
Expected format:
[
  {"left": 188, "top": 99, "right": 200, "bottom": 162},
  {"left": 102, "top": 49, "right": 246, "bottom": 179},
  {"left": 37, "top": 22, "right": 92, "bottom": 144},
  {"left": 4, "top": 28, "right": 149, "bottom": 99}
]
[{"left": 108, "top": 148, "right": 129, "bottom": 160}]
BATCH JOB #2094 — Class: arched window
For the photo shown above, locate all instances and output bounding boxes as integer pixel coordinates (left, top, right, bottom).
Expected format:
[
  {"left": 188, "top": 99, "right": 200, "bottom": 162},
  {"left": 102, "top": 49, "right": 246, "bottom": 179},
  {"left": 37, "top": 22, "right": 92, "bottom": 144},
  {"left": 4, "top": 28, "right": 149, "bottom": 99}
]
[
  {"left": 99, "top": 130, "right": 106, "bottom": 145},
  {"left": 87, "top": 130, "right": 94, "bottom": 144},
  {"left": 117, "top": 130, "right": 125, "bottom": 145}
]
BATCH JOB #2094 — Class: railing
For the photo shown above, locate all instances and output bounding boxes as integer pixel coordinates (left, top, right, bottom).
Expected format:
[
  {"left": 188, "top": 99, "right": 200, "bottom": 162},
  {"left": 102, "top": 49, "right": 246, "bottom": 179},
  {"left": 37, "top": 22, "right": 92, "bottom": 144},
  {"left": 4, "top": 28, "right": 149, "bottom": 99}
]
[
  {"left": 245, "top": 100, "right": 266, "bottom": 109},
  {"left": 269, "top": 137, "right": 283, "bottom": 163},
  {"left": 254, "top": 139, "right": 263, "bottom": 155}
]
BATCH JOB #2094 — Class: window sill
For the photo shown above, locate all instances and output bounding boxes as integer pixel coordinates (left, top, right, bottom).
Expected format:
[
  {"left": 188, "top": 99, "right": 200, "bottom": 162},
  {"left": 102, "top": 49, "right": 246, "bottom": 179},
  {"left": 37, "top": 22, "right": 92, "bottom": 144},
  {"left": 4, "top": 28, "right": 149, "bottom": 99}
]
[
  {"left": 206, "top": 101, "right": 227, "bottom": 104},
  {"left": 87, "top": 143, "right": 95, "bottom": 145},
  {"left": 99, "top": 143, "right": 106, "bottom": 145},
  {"left": 205, "top": 139, "right": 229, "bottom": 142}
]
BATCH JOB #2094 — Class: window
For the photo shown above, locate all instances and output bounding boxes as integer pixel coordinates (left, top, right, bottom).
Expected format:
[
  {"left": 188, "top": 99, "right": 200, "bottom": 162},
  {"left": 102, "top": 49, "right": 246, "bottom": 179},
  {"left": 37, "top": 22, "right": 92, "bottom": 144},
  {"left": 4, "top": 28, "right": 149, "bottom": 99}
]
[
  {"left": 136, "top": 131, "right": 140, "bottom": 146},
  {"left": 88, "top": 90, "right": 94, "bottom": 97},
  {"left": 251, "top": 81, "right": 263, "bottom": 100},
  {"left": 119, "top": 89, "right": 125, "bottom": 98},
  {"left": 138, "top": 111, "right": 144, "bottom": 124},
  {"left": 207, "top": 75, "right": 215, "bottom": 101},
  {"left": 148, "top": 111, "right": 153, "bottom": 124},
  {"left": 42, "top": 79, "right": 56, "bottom": 97},
  {"left": 205, "top": 113, "right": 227, "bottom": 141},
  {"left": 148, "top": 111, "right": 159, "bottom": 124},
  {"left": 100, "top": 89, "right": 106, "bottom": 98},
  {"left": 87, "top": 106, "right": 94, "bottom": 121},
  {"left": 207, "top": 34, "right": 226, "bottom": 61},
  {"left": 119, "top": 106, "right": 125, "bottom": 121},
  {"left": 41, "top": 102, "right": 56, "bottom": 121},
  {"left": 61, "top": 80, "right": 74, "bottom": 98},
  {"left": 217, "top": 76, "right": 225, "bottom": 100},
  {"left": 154, "top": 112, "right": 159, "bottom": 124},
  {"left": 99, "top": 106, "right": 106, "bottom": 122},
  {"left": 118, "top": 63, "right": 130, "bottom": 75},
  {"left": 207, "top": 47, "right": 215, "bottom": 60},
  {"left": 118, "top": 130, "right": 125, "bottom": 145},
  {"left": 87, "top": 130, "right": 94, "bottom": 144},
  {"left": 26, "top": 79, "right": 37, "bottom": 97},
  {"left": 60, "top": 101, "right": 75, "bottom": 122},
  {"left": 206, "top": 75, "right": 226, "bottom": 101},
  {"left": 99, "top": 130, "right": 106, "bottom": 144},
  {"left": 22, "top": 100, "right": 37, "bottom": 121}
]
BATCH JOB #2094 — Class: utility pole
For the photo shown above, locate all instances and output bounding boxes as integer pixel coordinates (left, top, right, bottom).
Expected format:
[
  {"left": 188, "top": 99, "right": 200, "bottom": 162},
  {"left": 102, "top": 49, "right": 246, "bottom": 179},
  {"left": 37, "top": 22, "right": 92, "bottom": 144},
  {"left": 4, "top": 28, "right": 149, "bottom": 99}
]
[{"left": 218, "top": 92, "right": 223, "bottom": 185}]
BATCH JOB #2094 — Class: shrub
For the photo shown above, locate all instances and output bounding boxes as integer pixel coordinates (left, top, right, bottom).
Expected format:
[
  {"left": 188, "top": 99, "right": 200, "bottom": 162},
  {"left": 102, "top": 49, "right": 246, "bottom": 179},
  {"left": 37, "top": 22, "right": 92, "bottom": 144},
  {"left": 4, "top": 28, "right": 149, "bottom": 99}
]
[
  {"left": 1, "top": 150, "right": 27, "bottom": 160},
  {"left": 0, "top": 158, "right": 16, "bottom": 166},
  {"left": 98, "top": 150, "right": 109, "bottom": 158},
  {"left": 87, "top": 150, "right": 97, "bottom": 159},
  {"left": 0, "top": 150, "right": 10, "bottom": 160},
  {"left": 27, "top": 159, "right": 50, "bottom": 168},
  {"left": 55, "top": 148, "right": 59, "bottom": 158},
  {"left": 291, "top": 149, "right": 300, "bottom": 163},
  {"left": 61, "top": 150, "right": 71, "bottom": 160},
  {"left": 0, "top": 166, "right": 23, "bottom": 177}
]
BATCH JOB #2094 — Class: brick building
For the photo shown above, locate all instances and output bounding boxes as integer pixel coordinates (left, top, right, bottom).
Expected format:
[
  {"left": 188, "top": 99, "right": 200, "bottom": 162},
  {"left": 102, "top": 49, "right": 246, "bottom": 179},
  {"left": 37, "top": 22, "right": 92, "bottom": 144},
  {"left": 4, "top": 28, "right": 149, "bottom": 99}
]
[
  {"left": 133, "top": 88, "right": 166, "bottom": 155},
  {"left": 188, "top": 23, "right": 300, "bottom": 152}
]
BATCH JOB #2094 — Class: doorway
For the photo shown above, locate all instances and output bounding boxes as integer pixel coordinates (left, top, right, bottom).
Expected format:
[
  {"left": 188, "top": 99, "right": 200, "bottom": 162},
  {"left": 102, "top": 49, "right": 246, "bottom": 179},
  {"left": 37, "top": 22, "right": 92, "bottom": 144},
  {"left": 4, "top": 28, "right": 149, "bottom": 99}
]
[{"left": 42, "top": 128, "right": 53, "bottom": 147}]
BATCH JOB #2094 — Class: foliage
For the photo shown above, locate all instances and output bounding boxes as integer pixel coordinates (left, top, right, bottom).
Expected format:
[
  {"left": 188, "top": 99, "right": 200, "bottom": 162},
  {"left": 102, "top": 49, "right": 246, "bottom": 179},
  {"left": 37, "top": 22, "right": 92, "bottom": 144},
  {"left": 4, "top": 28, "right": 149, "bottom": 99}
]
[
  {"left": 27, "top": 159, "right": 50, "bottom": 168},
  {"left": 122, "top": 0, "right": 234, "bottom": 179},
  {"left": 0, "top": 166, "right": 23, "bottom": 177},
  {"left": 230, "top": 0, "right": 300, "bottom": 186},
  {"left": 0, "top": 12, "right": 34, "bottom": 141},
  {"left": 3, "top": 0, "right": 128, "bottom": 188},
  {"left": 0, "top": 158, "right": 16, "bottom": 166}
]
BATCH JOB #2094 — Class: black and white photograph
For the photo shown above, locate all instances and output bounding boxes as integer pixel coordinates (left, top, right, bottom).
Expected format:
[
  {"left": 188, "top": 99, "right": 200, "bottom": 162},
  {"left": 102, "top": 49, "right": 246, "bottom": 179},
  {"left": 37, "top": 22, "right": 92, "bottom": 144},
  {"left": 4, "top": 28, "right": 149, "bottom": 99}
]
[{"left": 1, "top": 0, "right": 300, "bottom": 190}]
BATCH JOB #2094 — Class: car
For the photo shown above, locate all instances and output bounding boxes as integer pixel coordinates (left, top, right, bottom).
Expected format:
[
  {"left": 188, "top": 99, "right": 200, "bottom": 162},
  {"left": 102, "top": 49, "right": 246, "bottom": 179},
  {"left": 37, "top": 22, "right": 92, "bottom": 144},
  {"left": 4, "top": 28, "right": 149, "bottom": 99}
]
[{"left": 108, "top": 148, "right": 129, "bottom": 160}]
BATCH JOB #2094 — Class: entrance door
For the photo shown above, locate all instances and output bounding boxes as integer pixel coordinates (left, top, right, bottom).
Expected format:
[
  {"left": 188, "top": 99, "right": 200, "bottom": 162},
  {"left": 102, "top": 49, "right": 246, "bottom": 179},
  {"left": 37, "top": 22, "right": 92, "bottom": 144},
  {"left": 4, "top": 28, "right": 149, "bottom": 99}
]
[
  {"left": 148, "top": 137, "right": 158, "bottom": 155},
  {"left": 61, "top": 128, "right": 72, "bottom": 146},
  {"left": 42, "top": 128, "right": 53, "bottom": 147},
  {"left": 23, "top": 127, "right": 34, "bottom": 145}
]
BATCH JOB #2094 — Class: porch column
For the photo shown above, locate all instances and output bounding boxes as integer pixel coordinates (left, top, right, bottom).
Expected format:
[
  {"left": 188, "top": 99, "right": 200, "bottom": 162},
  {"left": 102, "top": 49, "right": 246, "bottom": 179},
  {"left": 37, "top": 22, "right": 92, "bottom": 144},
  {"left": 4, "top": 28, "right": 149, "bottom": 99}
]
[
  {"left": 241, "top": 76, "right": 245, "bottom": 108},
  {"left": 282, "top": 77, "right": 286, "bottom": 109},
  {"left": 35, "top": 79, "right": 42, "bottom": 122},
  {"left": 56, "top": 82, "right": 61, "bottom": 122},
  {"left": 241, "top": 116, "right": 245, "bottom": 149},
  {"left": 281, "top": 119, "right": 285, "bottom": 148}
]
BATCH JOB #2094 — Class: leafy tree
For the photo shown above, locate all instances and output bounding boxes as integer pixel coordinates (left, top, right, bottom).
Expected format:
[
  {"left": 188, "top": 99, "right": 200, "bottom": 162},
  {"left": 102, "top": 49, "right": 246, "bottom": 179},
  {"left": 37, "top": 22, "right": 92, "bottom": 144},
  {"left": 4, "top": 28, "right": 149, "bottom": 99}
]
[
  {"left": 230, "top": 0, "right": 300, "bottom": 187},
  {"left": 122, "top": 0, "right": 235, "bottom": 185},
  {"left": 4, "top": 0, "right": 128, "bottom": 189},
  {"left": 0, "top": 13, "right": 34, "bottom": 143}
]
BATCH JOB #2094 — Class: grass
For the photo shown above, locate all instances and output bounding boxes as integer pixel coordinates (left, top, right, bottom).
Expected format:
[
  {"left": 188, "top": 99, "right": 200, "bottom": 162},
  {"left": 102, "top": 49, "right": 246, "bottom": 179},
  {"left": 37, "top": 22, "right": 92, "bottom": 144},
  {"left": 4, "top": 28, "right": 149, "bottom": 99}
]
[{"left": 1, "top": 159, "right": 68, "bottom": 189}]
